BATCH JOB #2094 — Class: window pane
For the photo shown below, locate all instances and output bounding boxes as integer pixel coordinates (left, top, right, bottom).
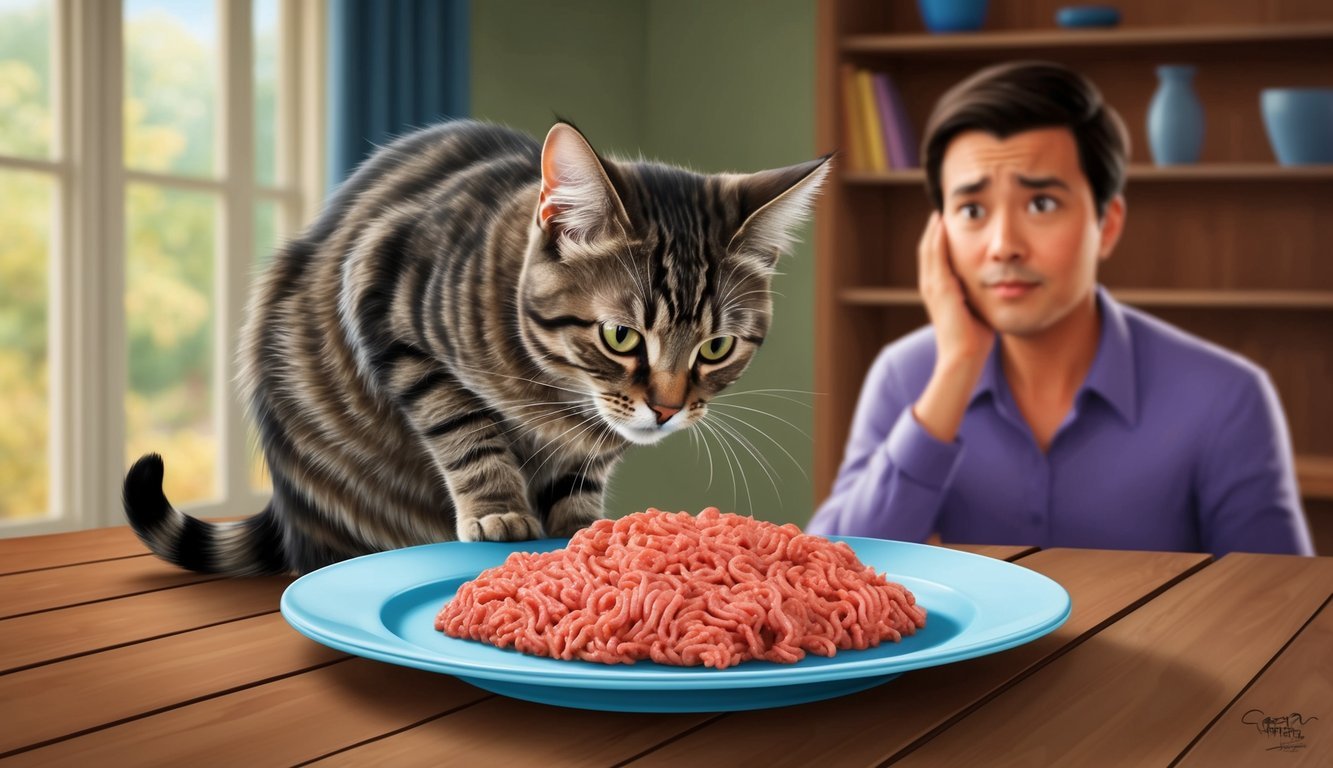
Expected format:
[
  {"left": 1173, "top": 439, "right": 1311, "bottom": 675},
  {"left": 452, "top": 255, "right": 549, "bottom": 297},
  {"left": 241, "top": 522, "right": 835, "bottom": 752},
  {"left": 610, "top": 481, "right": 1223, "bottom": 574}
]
[
  {"left": 254, "top": 198, "right": 280, "bottom": 269},
  {"left": 248, "top": 198, "right": 280, "bottom": 493},
  {"left": 126, "top": 183, "right": 218, "bottom": 506},
  {"left": 0, "top": 169, "right": 53, "bottom": 521},
  {"left": 0, "top": 0, "right": 54, "bottom": 159},
  {"left": 124, "top": 0, "right": 218, "bottom": 177},
  {"left": 254, "top": 0, "right": 279, "bottom": 187}
]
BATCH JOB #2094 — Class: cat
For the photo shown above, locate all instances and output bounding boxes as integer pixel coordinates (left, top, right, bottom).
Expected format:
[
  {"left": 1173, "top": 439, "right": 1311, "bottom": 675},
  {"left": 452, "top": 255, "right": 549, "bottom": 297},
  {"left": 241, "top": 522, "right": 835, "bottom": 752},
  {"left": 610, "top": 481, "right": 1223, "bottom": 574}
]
[{"left": 122, "top": 119, "right": 830, "bottom": 575}]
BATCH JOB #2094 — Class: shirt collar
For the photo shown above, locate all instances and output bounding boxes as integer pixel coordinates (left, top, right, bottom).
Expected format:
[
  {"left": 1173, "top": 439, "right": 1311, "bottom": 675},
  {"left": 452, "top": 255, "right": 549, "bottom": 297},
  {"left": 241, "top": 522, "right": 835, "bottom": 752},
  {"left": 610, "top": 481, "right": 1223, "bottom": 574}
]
[
  {"left": 1082, "top": 286, "right": 1137, "bottom": 426},
  {"left": 968, "top": 285, "right": 1138, "bottom": 426}
]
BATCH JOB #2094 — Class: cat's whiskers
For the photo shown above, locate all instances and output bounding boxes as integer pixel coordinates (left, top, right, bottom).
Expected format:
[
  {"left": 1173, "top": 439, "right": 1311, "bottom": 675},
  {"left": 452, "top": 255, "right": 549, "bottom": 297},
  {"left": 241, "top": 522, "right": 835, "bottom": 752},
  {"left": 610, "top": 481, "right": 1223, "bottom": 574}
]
[
  {"left": 449, "top": 360, "right": 590, "bottom": 399},
  {"left": 713, "top": 388, "right": 818, "bottom": 408},
  {"left": 530, "top": 414, "right": 610, "bottom": 494},
  {"left": 689, "top": 418, "right": 717, "bottom": 491},
  {"left": 496, "top": 402, "right": 598, "bottom": 445},
  {"left": 718, "top": 288, "right": 784, "bottom": 317},
  {"left": 448, "top": 400, "right": 592, "bottom": 445},
  {"left": 698, "top": 418, "right": 744, "bottom": 515},
  {"left": 708, "top": 415, "right": 782, "bottom": 508},
  {"left": 575, "top": 417, "right": 615, "bottom": 501},
  {"left": 519, "top": 409, "right": 607, "bottom": 477},
  {"left": 708, "top": 408, "right": 809, "bottom": 483},
  {"left": 722, "top": 287, "right": 785, "bottom": 304},
  {"left": 706, "top": 401, "right": 812, "bottom": 442},
  {"left": 519, "top": 417, "right": 599, "bottom": 480},
  {"left": 722, "top": 387, "right": 822, "bottom": 395}
]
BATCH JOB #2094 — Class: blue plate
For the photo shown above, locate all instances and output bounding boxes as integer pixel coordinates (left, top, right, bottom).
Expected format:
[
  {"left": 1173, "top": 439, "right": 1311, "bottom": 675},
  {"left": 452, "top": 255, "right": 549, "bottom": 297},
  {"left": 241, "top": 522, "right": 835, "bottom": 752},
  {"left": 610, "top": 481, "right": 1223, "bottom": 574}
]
[{"left": 280, "top": 537, "right": 1070, "bottom": 712}]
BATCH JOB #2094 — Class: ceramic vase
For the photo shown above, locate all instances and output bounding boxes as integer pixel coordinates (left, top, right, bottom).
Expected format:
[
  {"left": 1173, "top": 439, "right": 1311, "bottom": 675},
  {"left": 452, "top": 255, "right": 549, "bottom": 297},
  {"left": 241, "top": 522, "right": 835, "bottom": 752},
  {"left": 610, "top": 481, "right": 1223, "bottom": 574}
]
[
  {"left": 1147, "top": 65, "right": 1205, "bottom": 165},
  {"left": 916, "top": 0, "right": 988, "bottom": 33}
]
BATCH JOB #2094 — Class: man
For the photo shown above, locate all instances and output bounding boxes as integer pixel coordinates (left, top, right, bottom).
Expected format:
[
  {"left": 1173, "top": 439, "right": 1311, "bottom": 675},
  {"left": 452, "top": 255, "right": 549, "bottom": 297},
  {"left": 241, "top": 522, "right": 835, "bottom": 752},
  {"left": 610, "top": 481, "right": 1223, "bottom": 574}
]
[{"left": 806, "top": 62, "right": 1313, "bottom": 556}]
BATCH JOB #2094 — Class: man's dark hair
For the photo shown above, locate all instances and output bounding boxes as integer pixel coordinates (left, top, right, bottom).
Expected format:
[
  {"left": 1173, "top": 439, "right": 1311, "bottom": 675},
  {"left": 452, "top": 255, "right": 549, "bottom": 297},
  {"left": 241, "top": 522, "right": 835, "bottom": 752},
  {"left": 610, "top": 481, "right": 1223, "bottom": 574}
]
[{"left": 922, "top": 61, "right": 1129, "bottom": 219}]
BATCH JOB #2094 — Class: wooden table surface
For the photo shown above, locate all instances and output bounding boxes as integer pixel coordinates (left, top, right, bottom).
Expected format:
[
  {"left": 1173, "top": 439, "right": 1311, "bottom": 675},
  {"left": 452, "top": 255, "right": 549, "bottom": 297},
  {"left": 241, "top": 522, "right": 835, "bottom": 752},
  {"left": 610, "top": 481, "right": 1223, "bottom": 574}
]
[{"left": 1, "top": 526, "right": 1329, "bottom": 767}]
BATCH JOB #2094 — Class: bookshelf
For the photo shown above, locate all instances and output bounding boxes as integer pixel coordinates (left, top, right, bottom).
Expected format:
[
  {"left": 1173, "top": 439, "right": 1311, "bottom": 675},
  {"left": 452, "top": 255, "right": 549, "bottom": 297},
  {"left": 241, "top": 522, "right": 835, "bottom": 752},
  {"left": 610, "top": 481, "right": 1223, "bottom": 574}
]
[
  {"left": 841, "top": 22, "right": 1333, "bottom": 55},
  {"left": 846, "top": 164, "right": 1333, "bottom": 184},
  {"left": 814, "top": 0, "right": 1333, "bottom": 553}
]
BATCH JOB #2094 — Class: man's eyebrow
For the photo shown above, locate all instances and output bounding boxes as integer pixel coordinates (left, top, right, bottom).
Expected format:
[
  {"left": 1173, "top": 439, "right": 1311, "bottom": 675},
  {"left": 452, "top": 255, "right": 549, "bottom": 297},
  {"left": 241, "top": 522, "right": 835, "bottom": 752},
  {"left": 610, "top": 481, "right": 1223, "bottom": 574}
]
[
  {"left": 1016, "top": 175, "right": 1071, "bottom": 191},
  {"left": 949, "top": 177, "right": 989, "bottom": 198}
]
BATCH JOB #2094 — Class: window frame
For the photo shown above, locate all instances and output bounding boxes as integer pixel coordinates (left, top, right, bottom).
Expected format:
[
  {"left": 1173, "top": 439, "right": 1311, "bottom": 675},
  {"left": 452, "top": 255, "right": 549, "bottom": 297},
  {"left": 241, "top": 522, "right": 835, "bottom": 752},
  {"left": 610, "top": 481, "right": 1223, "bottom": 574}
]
[{"left": 0, "top": 0, "right": 326, "bottom": 536}]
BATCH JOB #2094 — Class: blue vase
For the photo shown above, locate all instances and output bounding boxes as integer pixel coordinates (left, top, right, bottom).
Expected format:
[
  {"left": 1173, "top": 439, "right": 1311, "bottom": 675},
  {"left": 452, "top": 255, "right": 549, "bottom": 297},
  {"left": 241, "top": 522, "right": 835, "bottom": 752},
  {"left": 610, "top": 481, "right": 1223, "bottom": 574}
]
[{"left": 1147, "top": 65, "right": 1205, "bottom": 165}]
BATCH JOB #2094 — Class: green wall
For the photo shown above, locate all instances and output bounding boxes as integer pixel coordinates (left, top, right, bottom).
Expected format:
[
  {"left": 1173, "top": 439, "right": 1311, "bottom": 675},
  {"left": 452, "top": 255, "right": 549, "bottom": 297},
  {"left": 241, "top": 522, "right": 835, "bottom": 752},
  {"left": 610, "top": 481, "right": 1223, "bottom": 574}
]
[
  {"left": 470, "top": 0, "right": 646, "bottom": 154},
  {"left": 471, "top": 0, "right": 818, "bottom": 526}
]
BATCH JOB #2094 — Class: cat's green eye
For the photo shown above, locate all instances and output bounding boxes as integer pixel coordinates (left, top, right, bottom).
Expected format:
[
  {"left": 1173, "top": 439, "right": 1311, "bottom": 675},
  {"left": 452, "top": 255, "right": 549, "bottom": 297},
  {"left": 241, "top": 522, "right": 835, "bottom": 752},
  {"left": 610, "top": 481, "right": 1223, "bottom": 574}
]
[
  {"left": 601, "top": 323, "right": 642, "bottom": 354},
  {"left": 698, "top": 335, "right": 735, "bottom": 363}
]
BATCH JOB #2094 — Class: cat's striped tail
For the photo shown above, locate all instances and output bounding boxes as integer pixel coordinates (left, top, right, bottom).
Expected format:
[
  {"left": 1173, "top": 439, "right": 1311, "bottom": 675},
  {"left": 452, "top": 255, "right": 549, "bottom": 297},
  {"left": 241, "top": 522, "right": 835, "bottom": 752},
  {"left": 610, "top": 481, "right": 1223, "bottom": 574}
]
[{"left": 122, "top": 453, "right": 288, "bottom": 575}]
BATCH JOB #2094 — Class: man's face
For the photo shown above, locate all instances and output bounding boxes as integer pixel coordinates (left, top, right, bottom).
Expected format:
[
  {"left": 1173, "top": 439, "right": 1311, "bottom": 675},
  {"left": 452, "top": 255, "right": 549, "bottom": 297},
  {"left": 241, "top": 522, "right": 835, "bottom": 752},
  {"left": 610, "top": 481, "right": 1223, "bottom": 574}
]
[{"left": 940, "top": 127, "right": 1125, "bottom": 338}]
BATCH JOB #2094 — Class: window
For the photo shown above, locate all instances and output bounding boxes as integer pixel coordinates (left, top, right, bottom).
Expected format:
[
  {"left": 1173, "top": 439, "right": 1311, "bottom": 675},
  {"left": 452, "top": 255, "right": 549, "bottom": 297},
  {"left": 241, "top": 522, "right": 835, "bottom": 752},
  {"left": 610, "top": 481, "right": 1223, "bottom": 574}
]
[{"left": 0, "top": 0, "right": 325, "bottom": 536}]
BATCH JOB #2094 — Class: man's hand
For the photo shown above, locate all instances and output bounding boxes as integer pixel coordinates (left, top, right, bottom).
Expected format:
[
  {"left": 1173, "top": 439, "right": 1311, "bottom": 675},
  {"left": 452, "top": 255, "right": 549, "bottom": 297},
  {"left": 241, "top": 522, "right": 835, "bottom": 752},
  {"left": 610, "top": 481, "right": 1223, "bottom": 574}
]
[
  {"left": 918, "top": 212, "right": 993, "bottom": 364},
  {"left": 912, "top": 212, "right": 994, "bottom": 443}
]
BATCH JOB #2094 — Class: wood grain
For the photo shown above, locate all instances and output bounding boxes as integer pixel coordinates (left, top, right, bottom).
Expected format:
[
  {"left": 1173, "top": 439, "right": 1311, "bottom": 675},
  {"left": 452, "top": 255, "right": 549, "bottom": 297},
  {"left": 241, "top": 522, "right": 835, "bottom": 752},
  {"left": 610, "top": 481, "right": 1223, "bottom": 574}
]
[
  {"left": 893, "top": 553, "right": 1333, "bottom": 767},
  {"left": 0, "top": 556, "right": 218, "bottom": 619},
  {"left": 938, "top": 543, "right": 1037, "bottom": 560},
  {"left": 870, "top": 0, "right": 1333, "bottom": 32},
  {"left": 0, "top": 613, "right": 345, "bottom": 757},
  {"left": 0, "top": 527, "right": 148, "bottom": 575},
  {"left": 0, "top": 576, "right": 290, "bottom": 673},
  {"left": 843, "top": 24, "right": 1333, "bottom": 52},
  {"left": 623, "top": 548, "right": 1209, "bottom": 768},
  {"left": 311, "top": 699, "right": 716, "bottom": 768},
  {"left": 1175, "top": 597, "right": 1332, "bottom": 766},
  {"left": 4, "top": 659, "right": 490, "bottom": 767}
]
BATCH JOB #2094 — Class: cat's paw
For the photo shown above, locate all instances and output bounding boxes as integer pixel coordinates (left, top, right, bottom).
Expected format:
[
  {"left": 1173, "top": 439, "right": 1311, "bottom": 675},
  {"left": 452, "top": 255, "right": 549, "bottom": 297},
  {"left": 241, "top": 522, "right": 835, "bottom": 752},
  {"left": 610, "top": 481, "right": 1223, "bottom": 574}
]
[{"left": 459, "top": 512, "right": 543, "bottom": 542}]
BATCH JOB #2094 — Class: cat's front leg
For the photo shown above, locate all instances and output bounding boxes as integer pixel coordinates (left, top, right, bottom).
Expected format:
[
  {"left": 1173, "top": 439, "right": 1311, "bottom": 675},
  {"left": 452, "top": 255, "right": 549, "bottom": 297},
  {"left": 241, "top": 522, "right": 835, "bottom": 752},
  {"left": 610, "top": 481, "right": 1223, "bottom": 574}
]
[
  {"left": 384, "top": 353, "right": 543, "bottom": 541},
  {"left": 544, "top": 489, "right": 604, "bottom": 539},
  {"left": 538, "top": 457, "right": 619, "bottom": 538},
  {"left": 441, "top": 438, "right": 542, "bottom": 542}
]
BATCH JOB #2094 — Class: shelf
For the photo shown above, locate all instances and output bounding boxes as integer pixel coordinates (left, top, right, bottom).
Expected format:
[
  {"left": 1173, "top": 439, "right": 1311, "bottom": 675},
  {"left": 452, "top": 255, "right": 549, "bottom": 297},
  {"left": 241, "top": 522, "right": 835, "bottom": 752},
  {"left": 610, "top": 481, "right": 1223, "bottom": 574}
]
[
  {"left": 840, "top": 288, "right": 1333, "bottom": 310},
  {"left": 1111, "top": 290, "right": 1333, "bottom": 310},
  {"left": 1126, "top": 165, "right": 1333, "bottom": 182},
  {"left": 842, "top": 22, "right": 1333, "bottom": 56},
  {"left": 840, "top": 288, "right": 921, "bottom": 306},
  {"left": 843, "top": 165, "right": 1333, "bottom": 186},
  {"left": 1297, "top": 455, "right": 1333, "bottom": 500},
  {"left": 818, "top": 2, "right": 1333, "bottom": 506},
  {"left": 843, "top": 170, "right": 924, "bottom": 185}
]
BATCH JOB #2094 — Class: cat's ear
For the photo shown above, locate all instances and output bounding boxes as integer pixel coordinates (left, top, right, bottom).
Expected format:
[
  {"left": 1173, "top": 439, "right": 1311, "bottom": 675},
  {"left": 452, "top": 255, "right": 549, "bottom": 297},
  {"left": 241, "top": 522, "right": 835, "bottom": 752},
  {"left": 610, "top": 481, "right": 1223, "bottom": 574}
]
[
  {"left": 537, "top": 122, "right": 631, "bottom": 245},
  {"left": 727, "top": 155, "right": 833, "bottom": 268}
]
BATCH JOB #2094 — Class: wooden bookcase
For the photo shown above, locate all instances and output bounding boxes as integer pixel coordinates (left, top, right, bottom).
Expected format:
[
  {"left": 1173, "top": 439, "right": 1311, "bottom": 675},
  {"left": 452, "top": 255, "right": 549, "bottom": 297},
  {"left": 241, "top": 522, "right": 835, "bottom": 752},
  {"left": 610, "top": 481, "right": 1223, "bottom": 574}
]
[{"left": 813, "top": 0, "right": 1333, "bottom": 552}]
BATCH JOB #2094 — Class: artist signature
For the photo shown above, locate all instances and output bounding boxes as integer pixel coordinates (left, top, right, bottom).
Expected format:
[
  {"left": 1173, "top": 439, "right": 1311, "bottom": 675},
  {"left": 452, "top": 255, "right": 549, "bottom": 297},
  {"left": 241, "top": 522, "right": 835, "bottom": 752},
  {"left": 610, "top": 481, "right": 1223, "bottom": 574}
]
[{"left": 1242, "top": 709, "right": 1319, "bottom": 753}]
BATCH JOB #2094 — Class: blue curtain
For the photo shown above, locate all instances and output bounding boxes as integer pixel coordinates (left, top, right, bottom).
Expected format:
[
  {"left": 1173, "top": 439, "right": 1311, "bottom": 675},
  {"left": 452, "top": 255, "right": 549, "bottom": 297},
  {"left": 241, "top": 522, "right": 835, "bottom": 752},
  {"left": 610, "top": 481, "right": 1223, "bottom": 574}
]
[{"left": 327, "top": 0, "right": 471, "bottom": 190}]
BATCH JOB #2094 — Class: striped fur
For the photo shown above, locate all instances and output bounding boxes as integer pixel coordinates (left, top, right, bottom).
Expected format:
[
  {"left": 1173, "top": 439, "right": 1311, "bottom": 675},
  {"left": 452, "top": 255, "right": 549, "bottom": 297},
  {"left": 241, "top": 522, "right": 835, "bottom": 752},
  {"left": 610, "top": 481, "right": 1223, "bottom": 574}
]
[{"left": 123, "top": 119, "right": 830, "bottom": 575}]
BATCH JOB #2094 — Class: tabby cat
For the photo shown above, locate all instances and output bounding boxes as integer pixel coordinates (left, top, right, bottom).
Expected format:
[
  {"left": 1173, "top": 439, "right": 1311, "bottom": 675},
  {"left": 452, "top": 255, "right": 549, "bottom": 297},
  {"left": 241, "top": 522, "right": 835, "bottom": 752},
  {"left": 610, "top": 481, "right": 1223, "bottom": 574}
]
[{"left": 122, "top": 119, "right": 829, "bottom": 575}]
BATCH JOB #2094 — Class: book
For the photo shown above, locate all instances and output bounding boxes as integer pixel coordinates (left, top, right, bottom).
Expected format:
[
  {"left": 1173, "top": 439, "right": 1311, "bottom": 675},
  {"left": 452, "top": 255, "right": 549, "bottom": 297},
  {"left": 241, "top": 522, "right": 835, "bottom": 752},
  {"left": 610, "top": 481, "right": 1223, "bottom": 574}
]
[
  {"left": 878, "top": 72, "right": 918, "bottom": 169},
  {"left": 854, "top": 68, "right": 887, "bottom": 171},
  {"left": 872, "top": 72, "right": 905, "bottom": 170},
  {"left": 838, "top": 64, "right": 868, "bottom": 171}
]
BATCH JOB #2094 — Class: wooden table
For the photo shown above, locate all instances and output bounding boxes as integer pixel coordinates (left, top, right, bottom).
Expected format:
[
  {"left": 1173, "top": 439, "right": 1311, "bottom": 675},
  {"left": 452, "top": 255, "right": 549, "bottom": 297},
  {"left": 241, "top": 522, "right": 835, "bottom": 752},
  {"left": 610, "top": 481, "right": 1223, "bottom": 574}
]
[{"left": 2, "top": 527, "right": 1329, "bottom": 767}]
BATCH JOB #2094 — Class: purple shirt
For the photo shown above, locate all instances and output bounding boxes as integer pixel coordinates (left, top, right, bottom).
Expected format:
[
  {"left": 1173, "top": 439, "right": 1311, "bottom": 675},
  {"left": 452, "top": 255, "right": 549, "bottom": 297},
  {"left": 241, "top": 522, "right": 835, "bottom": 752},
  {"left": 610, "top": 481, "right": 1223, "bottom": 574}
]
[{"left": 807, "top": 287, "right": 1314, "bottom": 557}]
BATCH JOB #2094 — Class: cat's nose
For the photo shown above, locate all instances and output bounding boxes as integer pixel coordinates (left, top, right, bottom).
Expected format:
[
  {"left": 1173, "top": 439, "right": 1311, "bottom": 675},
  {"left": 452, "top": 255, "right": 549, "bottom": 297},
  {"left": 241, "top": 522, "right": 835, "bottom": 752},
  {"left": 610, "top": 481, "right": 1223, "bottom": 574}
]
[{"left": 649, "top": 402, "right": 682, "bottom": 425}]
